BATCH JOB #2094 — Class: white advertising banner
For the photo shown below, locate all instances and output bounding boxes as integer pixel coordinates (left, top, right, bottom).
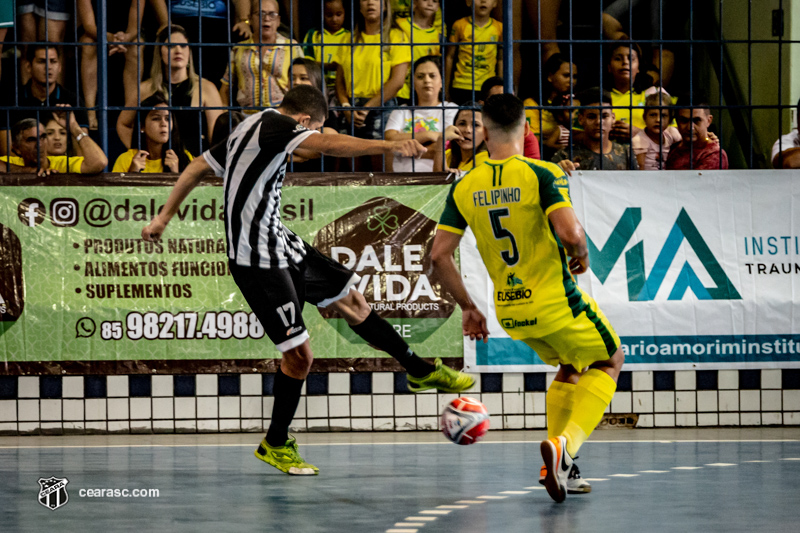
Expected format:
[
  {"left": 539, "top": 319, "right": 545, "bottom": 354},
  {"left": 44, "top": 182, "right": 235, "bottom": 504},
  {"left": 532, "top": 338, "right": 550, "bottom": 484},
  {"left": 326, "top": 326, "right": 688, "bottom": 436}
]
[{"left": 463, "top": 170, "right": 800, "bottom": 372}]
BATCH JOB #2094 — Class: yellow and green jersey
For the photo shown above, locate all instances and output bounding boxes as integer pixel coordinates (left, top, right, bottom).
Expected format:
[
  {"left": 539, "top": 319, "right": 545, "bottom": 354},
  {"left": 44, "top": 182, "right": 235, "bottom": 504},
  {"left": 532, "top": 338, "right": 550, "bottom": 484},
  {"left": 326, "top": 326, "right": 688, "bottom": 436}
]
[
  {"left": 302, "top": 27, "right": 352, "bottom": 89},
  {"left": 437, "top": 155, "right": 584, "bottom": 337},
  {"left": 449, "top": 17, "right": 502, "bottom": 91},
  {"left": 395, "top": 16, "right": 446, "bottom": 100}
]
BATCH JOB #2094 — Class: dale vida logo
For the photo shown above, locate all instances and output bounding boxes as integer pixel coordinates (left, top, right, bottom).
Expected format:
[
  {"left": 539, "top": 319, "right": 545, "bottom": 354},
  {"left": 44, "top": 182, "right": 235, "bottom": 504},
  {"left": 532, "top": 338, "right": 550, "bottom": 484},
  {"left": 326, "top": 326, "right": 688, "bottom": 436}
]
[{"left": 587, "top": 208, "right": 741, "bottom": 301}]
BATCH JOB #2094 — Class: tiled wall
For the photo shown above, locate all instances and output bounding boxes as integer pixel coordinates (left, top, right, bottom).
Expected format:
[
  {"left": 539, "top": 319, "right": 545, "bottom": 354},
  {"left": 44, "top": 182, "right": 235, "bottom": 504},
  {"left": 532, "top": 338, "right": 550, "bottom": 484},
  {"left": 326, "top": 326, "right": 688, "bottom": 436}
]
[{"left": 1, "top": 369, "right": 799, "bottom": 434}]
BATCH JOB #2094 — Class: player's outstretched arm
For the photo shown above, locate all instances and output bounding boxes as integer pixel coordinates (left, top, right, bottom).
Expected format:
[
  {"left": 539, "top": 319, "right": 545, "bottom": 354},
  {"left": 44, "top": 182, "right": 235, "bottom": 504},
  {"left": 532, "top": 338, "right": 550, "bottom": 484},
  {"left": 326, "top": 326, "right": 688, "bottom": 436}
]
[
  {"left": 296, "top": 132, "right": 427, "bottom": 159},
  {"left": 548, "top": 207, "right": 589, "bottom": 275},
  {"left": 141, "top": 155, "right": 212, "bottom": 241},
  {"left": 431, "top": 230, "right": 489, "bottom": 343}
]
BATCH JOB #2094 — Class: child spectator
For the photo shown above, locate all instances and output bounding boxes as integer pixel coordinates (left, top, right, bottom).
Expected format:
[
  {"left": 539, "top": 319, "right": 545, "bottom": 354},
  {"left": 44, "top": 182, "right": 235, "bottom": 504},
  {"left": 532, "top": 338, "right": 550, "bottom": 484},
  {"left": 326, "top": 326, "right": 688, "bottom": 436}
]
[
  {"left": 2, "top": 112, "right": 107, "bottom": 173},
  {"left": 606, "top": 42, "right": 647, "bottom": 142},
  {"left": 666, "top": 103, "right": 728, "bottom": 170},
  {"left": 395, "top": 0, "right": 445, "bottom": 106},
  {"left": 113, "top": 93, "right": 192, "bottom": 173},
  {"left": 552, "top": 88, "right": 638, "bottom": 171},
  {"left": 445, "top": 0, "right": 502, "bottom": 105},
  {"left": 302, "top": 0, "right": 351, "bottom": 94},
  {"left": 0, "top": 45, "right": 89, "bottom": 156},
  {"left": 220, "top": 0, "right": 304, "bottom": 110},
  {"left": 771, "top": 97, "right": 800, "bottom": 169},
  {"left": 632, "top": 91, "right": 681, "bottom": 170},
  {"left": 524, "top": 53, "right": 578, "bottom": 157},
  {"left": 479, "top": 76, "right": 540, "bottom": 160},
  {"left": 335, "top": 0, "right": 410, "bottom": 166},
  {"left": 385, "top": 55, "right": 459, "bottom": 172},
  {"left": 440, "top": 104, "right": 489, "bottom": 174},
  {"left": 118, "top": 24, "right": 223, "bottom": 157}
]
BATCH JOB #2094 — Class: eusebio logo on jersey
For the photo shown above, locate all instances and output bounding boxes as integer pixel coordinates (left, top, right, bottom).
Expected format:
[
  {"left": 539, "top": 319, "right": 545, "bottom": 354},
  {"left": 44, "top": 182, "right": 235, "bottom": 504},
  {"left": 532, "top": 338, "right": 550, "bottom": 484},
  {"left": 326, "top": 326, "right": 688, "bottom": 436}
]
[{"left": 314, "top": 197, "right": 455, "bottom": 344}]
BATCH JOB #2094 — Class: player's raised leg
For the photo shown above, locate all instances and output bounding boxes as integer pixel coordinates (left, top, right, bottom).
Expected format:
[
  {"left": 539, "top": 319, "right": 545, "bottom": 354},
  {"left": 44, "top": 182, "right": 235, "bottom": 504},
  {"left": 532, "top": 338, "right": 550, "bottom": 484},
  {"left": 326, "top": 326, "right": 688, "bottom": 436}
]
[{"left": 326, "top": 289, "right": 475, "bottom": 393}]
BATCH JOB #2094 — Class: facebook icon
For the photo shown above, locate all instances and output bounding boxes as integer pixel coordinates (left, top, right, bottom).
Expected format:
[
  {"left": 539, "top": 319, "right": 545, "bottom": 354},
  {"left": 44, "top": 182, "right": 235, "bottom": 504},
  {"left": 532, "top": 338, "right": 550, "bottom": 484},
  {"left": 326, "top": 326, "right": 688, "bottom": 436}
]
[{"left": 17, "top": 198, "right": 46, "bottom": 227}]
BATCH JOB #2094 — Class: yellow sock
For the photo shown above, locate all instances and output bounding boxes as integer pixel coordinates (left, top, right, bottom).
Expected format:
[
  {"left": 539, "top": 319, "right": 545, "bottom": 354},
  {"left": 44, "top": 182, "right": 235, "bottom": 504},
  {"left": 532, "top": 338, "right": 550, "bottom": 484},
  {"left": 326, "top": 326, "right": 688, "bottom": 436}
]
[
  {"left": 546, "top": 380, "right": 576, "bottom": 439},
  {"left": 562, "top": 369, "right": 617, "bottom": 457}
]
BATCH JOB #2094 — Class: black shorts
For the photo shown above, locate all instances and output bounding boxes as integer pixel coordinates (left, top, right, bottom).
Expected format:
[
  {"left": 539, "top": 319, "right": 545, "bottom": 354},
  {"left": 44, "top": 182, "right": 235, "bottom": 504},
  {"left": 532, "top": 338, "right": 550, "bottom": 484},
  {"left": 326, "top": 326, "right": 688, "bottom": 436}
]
[{"left": 229, "top": 241, "right": 359, "bottom": 353}]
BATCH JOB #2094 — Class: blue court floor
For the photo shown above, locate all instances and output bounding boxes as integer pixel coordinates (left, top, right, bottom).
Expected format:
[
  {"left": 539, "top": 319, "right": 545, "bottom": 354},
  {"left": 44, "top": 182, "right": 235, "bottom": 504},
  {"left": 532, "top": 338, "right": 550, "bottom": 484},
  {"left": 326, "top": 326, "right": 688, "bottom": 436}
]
[{"left": 1, "top": 428, "right": 799, "bottom": 533}]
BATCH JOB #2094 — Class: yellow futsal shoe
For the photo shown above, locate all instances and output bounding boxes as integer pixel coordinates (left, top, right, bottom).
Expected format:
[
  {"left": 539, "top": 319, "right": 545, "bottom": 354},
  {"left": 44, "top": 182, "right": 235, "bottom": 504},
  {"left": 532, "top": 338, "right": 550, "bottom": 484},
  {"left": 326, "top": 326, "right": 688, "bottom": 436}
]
[
  {"left": 407, "top": 358, "right": 476, "bottom": 393},
  {"left": 254, "top": 436, "right": 319, "bottom": 475}
]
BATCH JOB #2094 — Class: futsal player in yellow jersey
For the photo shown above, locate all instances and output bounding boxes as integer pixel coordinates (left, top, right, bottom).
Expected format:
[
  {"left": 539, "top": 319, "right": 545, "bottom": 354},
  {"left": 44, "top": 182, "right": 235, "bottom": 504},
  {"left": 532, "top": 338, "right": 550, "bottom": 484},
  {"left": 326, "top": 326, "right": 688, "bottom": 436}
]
[
  {"left": 432, "top": 94, "right": 625, "bottom": 504},
  {"left": 445, "top": 0, "right": 503, "bottom": 104}
]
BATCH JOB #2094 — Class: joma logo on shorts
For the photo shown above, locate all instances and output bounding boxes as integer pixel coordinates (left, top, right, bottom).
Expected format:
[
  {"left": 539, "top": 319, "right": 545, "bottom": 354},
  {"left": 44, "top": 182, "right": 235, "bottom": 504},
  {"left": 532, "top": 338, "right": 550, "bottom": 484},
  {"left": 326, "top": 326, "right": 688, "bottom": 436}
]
[
  {"left": 501, "top": 317, "right": 537, "bottom": 329},
  {"left": 497, "top": 289, "right": 532, "bottom": 302}
]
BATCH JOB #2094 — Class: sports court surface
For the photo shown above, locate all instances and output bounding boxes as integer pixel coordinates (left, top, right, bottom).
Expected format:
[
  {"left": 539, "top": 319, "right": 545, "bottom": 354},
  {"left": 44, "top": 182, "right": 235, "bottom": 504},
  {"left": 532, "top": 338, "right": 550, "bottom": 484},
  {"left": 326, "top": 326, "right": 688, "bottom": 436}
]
[{"left": 2, "top": 428, "right": 799, "bottom": 532}]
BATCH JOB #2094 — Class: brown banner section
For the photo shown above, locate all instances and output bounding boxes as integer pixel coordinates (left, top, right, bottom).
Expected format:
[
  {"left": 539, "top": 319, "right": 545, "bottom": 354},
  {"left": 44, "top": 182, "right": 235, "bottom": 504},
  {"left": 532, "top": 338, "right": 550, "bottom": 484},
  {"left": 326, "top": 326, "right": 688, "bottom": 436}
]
[
  {"left": 0, "top": 172, "right": 453, "bottom": 187},
  {"left": 1, "top": 358, "right": 464, "bottom": 376}
]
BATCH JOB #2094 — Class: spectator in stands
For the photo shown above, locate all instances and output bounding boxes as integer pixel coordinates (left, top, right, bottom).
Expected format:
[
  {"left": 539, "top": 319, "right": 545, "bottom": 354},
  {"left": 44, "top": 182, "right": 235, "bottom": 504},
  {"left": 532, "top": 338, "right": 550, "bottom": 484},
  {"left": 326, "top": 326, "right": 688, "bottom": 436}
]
[
  {"left": 385, "top": 55, "right": 459, "bottom": 172},
  {"left": 148, "top": 0, "right": 253, "bottom": 88},
  {"left": 220, "top": 0, "right": 304, "bottom": 110},
  {"left": 666, "top": 103, "right": 728, "bottom": 170},
  {"left": 45, "top": 117, "right": 68, "bottom": 156},
  {"left": 395, "top": 0, "right": 445, "bottom": 106},
  {"left": 445, "top": 0, "right": 502, "bottom": 105},
  {"left": 606, "top": 42, "right": 647, "bottom": 143},
  {"left": 302, "top": 0, "right": 351, "bottom": 95},
  {"left": 523, "top": 54, "right": 578, "bottom": 159},
  {"left": 478, "top": 76, "right": 541, "bottom": 160},
  {"left": 77, "top": 0, "right": 150, "bottom": 130},
  {"left": 771, "top": 97, "right": 800, "bottom": 169},
  {"left": 291, "top": 57, "right": 323, "bottom": 93},
  {"left": 17, "top": 0, "right": 71, "bottom": 85},
  {"left": 118, "top": 24, "right": 223, "bottom": 157},
  {"left": 0, "top": 45, "right": 89, "bottom": 156},
  {"left": 336, "top": 0, "right": 410, "bottom": 169},
  {"left": 439, "top": 105, "right": 489, "bottom": 174},
  {"left": 113, "top": 93, "right": 192, "bottom": 173},
  {"left": 632, "top": 91, "right": 681, "bottom": 170},
  {"left": 552, "top": 88, "right": 638, "bottom": 171},
  {"left": 210, "top": 110, "right": 245, "bottom": 147},
  {"left": 1, "top": 112, "right": 107, "bottom": 173}
]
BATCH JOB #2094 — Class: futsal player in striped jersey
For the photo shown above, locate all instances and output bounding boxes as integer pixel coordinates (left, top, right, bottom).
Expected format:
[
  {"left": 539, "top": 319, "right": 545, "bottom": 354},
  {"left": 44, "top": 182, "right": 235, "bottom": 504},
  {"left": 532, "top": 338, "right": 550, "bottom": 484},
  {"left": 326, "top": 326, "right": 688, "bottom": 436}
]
[
  {"left": 431, "top": 94, "right": 625, "bottom": 503},
  {"left": 142, "top": 85, "right": 475, "bottom": 476}
]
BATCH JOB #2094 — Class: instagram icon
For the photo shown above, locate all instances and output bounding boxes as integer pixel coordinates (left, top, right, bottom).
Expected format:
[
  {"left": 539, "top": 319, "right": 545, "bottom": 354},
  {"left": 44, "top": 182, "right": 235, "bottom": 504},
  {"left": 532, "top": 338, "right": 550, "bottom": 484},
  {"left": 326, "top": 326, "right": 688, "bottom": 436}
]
[{"left": 50, "top": 198, "right": 79, "bottom": 227}]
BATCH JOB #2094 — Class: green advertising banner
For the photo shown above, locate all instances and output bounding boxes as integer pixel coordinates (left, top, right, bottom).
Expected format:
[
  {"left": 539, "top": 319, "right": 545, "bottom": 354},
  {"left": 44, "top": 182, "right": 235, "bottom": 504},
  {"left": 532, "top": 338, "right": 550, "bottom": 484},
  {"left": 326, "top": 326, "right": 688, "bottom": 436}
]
[{"left": 0, "top": 175, "right": 461, "bottom": 368}]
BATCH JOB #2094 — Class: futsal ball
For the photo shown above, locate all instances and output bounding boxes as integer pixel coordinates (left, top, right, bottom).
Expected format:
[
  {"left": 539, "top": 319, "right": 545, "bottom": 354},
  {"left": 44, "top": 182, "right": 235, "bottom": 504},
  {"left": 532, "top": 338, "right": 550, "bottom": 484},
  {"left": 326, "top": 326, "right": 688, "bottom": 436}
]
[{"left": 441, "top": 397, "right": 490, "bottom": 445}]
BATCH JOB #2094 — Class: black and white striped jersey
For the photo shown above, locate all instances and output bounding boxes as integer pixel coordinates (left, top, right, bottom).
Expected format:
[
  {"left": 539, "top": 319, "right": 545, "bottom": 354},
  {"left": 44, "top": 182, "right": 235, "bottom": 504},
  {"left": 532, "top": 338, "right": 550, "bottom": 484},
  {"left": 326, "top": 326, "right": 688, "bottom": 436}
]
[{"left": 204, "top": 109, "right": 317, "bottom": 269}]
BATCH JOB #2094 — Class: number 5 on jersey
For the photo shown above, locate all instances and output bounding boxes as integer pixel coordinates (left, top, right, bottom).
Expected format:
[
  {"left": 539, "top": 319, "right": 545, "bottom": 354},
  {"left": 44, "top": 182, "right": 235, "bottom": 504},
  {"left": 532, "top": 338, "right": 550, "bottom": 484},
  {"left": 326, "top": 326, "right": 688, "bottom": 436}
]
[
  {"left": 276, "top": 302, "right": 296, "bottom": 327},
  {"left": 489, "top": 208, "right": 520, "bottom": 266}
]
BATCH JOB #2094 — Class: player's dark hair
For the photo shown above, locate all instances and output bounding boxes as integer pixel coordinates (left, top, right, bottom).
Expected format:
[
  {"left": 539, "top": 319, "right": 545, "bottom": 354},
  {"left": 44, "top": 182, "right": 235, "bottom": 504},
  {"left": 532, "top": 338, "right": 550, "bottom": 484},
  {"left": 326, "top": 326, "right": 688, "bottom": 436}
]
[
  {"left": 576, "top": 87, "right": 612, "bottom": 109},
  {"left": 279, "top": 85, "right": 329, "bottom": 124},
  {"left": 480, "top": 76, "right": 504, "bottom": 103},
  {"left": 481, "top": 93, "right": 525, "bottom": 135},
  {"left": 449, "top": 103, "right": 487, "bottom": 170},
  {"left": 136, "top": 92, "right": 191, "bottom": 172}
]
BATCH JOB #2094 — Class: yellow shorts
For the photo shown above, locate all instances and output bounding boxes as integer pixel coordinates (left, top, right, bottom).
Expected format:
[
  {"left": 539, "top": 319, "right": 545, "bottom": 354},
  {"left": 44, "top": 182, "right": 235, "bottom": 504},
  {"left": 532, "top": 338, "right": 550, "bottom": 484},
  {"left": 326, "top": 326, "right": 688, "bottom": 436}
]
[{"left": 519, "top": 294, "right": 620, "bottom": 372}]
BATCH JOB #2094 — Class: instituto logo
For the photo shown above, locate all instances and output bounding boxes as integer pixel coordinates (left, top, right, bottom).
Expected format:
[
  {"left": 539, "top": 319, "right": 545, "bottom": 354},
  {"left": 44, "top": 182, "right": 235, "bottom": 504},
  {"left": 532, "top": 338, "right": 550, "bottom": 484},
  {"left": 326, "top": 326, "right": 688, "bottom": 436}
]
[{"left": 587, "top": 208, "right": 741, "bottom": 301}]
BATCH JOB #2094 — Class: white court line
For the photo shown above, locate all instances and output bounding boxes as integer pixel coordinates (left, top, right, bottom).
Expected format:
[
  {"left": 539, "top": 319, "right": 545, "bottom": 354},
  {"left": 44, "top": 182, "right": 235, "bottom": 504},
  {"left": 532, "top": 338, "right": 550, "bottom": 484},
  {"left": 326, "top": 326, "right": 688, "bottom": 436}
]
[
  {"left": 706, "top": 463, "right": 737, "bottom": 467},
  {"left": 436, "top": 505, "right": 468, "bottom": 509},
  {"left": 582, "top": 478, "right": 609, "bottom": 481},
  {"left": 455, "top": 500, "right": 486, "bottom": 504},
  {"left": 609, "top": 474, "right": 638, "bottom": 477},
  {"left": 2, "top": 439, "right": 799, "bottom": 450},
  {"left": 477, "top": 495, "right": 508, "bottom": 500},
  {"left": 405, "top": 517, "right": 436, "bottom": 522},
  {"left": 386, "top": 529, "right": 417, "bottom": 533},
  {"left": 499, "top": 491, "right": 530, "bottom": 495},
  {"left": 419, "top": 510, "right": 450, "bottom": 515},
  {"left": 638, "top": 470, "right": 669, "bottom": 474},
  {"left": 744, "top": 460, "right": 771, "bottom": 463},
  {"left": 672, "top": 466, "right": 703, "bottom": 470},
  {"left": 523, "top": 486, "right": 546, "bottom": 490},
  {"left": 397, "top": 523, "right": 424, "bottom": 527},
  {"left": 781, "top": 458, "right": 800, "bottom": 461}
]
